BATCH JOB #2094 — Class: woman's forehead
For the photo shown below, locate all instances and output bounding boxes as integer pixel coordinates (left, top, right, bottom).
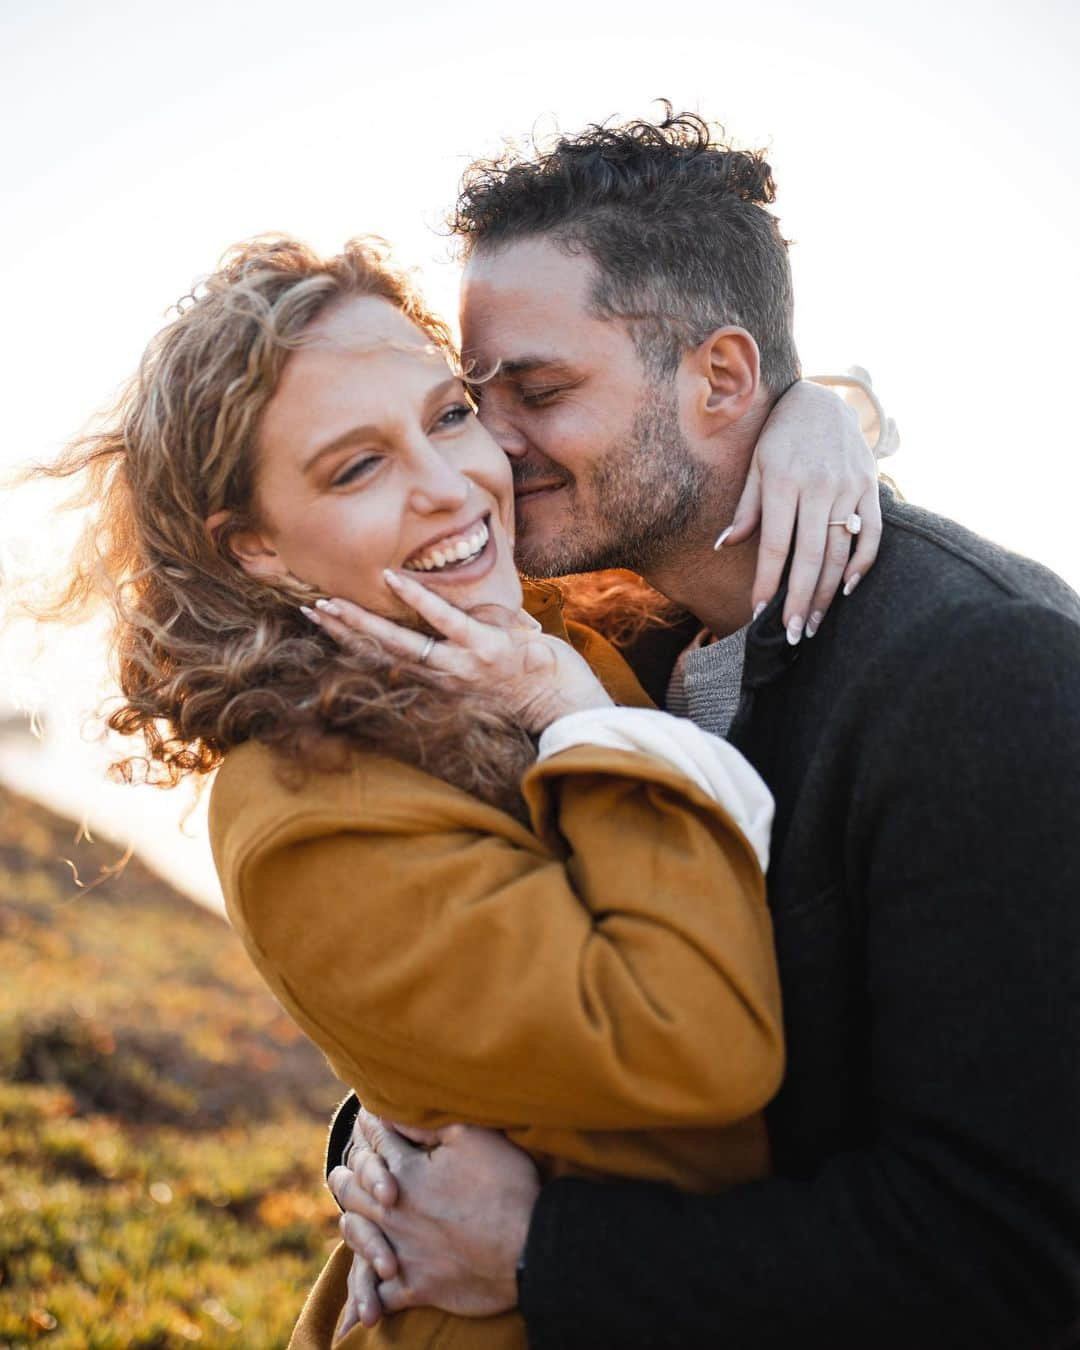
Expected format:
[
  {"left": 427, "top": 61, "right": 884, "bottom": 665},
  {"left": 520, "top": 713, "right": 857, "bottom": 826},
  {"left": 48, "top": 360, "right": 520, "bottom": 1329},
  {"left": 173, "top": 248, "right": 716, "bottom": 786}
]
[
  {"left": 305, "top": 293, "right": 444, "bottom": 362},
  {"left": 260, "top": 298, "right": 458, "bottom": 459},
  {"left": 275, "top": 296, "right": 456, "bottom": 405}
]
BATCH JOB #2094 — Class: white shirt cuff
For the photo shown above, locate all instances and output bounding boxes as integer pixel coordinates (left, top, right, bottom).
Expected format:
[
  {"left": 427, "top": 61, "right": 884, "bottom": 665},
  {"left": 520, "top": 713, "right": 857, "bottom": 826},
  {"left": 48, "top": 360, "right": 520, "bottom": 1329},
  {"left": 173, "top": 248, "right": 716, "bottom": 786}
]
[
  {"left": 537, "top": 706, "right": 774, "bottom": 873},
  {"left": 809, "top": 367, "right": 900, "bottom": 460}
]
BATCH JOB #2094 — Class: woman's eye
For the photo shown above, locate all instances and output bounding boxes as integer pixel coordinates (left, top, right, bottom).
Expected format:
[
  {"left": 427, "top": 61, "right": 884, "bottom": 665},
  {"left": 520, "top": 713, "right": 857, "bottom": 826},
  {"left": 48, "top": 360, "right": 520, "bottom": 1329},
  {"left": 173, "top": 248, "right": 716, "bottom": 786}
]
[
  {"left": 331, "top": 456, "right": 380, "bottom": 488},
  {"left": 435, "top": 403, "right": 473, "bottom": 430}
]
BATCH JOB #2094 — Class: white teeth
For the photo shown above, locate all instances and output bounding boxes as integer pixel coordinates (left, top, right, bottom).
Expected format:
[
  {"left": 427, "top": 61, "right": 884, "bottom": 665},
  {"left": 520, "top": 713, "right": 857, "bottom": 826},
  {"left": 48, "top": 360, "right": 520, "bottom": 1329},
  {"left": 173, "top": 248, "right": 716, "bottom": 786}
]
[{"left": 404, "top": 520, "right": 490, "bottom": 573}]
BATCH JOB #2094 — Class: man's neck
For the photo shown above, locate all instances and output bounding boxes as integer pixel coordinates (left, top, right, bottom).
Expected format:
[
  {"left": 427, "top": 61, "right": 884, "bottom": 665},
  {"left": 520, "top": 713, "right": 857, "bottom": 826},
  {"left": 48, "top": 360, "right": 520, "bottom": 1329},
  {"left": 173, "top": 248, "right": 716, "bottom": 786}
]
[
  {"left": 643, "top": 532, "right": 758, "bottom": 639},
  {"left": 641, "top": 415, "right": 765, "bottom": 638}
]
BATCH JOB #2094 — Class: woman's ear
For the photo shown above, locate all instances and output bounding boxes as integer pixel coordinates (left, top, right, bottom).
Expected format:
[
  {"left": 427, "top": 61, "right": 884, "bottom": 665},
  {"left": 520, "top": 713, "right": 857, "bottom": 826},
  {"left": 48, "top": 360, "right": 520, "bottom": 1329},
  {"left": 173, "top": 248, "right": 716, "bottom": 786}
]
[
  {"left": 692, "top": 326, "right": 761, "bottom": 423},
  {"left": 204, "top": 510, "right": 289, "bottom": 582}
]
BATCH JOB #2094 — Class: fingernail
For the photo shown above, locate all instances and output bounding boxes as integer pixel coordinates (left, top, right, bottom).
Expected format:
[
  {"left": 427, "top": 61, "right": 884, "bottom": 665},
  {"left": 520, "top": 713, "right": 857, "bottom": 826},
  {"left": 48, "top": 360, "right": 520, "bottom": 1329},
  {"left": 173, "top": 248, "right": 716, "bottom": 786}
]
[
  {"left": 843, "top": 573, "right": 862, "bottom": 597},
  {"left": 713, "top": 524, "right": 735, "bottom": 550},
  {"left": 300, "top": 605, "right": 320, "bottom": 623},
  {"left": 786, "top": 615, "right": 804, "bottom": 646},
  {"left": 316, "top": 598, "right": 341, "bottom": 616},
  {"left": 753, "top": 602, "right": 767, "bottom": 621},
  {"left": 806, "top": 610, "right": 823, "bottom": 639},
  {"left": 376, "top": 1182, "right": 393, "bottom": 1204},
  {"left": 382, "top": 568, "right": 402, "bottom": 585}
]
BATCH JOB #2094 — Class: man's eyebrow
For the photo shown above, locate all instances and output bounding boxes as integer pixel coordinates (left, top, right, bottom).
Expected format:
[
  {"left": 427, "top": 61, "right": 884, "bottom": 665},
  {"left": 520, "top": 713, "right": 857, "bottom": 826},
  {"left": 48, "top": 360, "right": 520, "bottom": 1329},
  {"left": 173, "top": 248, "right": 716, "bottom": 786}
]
[
  {"left": 301, "top": 377, "right": 462, "bottom": 473},
  {"left": 482, "top": 357, "right": 573, "bottom": 379}
]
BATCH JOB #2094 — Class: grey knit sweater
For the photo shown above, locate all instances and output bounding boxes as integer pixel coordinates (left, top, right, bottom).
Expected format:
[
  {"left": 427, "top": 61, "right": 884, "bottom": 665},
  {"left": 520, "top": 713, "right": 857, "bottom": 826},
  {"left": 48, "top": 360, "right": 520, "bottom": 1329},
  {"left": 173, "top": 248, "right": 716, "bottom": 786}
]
[{"left": 665, "top": 625, "right": 748, "bottom": 738}]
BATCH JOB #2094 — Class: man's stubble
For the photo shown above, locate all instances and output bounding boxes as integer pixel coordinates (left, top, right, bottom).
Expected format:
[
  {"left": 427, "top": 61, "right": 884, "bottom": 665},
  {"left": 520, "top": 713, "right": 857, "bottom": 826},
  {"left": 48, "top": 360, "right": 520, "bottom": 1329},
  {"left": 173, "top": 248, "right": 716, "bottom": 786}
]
[{"left": 514, "top": 387, "right": 723, "bottom": 580}]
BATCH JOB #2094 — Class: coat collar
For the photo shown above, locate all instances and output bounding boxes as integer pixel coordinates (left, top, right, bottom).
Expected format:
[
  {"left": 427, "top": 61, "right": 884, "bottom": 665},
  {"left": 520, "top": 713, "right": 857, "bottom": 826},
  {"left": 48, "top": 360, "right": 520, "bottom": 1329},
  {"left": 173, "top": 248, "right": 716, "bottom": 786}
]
[
  {"left": 743, "top": 587, "right": 802, "bottom": 690},
  {"left": 521, "top": 578, "right": 571, "bottom": 641},
  {"left": 521, "top": 572, "right": 801, "bottom": 693},
  {"left": 742, "top": 482, "right": 898, "bottom": 691}
]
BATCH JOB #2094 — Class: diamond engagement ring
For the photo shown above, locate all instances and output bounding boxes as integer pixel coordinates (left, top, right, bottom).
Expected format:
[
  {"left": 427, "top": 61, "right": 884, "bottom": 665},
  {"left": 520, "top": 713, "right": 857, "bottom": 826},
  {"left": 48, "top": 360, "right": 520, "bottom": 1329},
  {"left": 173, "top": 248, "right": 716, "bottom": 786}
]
[
  {"left": 419, "top": 635, "right": 437, "bottom": 665},
  {"left": 829, "top": 513, "right": 863, "bottom": 536}
]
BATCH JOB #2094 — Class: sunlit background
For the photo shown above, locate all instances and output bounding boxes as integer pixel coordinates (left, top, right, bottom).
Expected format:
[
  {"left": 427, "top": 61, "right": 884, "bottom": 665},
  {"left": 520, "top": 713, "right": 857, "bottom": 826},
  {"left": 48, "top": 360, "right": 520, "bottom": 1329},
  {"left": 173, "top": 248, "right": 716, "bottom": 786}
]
[{"left": 2, "top": 0, "right": 1078, "bottom": 912}]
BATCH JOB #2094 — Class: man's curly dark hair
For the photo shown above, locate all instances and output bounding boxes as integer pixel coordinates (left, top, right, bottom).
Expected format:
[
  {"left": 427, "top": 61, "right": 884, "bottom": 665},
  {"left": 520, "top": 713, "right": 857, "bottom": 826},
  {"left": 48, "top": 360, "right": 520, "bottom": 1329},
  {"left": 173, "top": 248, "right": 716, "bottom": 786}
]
[{"left": 452, "top": 105, "right": 800, "bottom": 392}]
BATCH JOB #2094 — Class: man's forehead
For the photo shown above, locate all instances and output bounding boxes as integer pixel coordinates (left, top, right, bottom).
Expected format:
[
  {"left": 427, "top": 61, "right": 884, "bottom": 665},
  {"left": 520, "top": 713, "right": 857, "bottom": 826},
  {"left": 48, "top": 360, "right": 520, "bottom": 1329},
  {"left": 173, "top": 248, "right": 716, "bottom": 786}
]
[
  {"left": 462, "top": 235, "right": 592, "bottom": 292},
  {"left": 459, "top": 239, "right": 601, "bottom": 367},
  {"left": 461, "top": 239, "right": 591, "bottom": 315}
]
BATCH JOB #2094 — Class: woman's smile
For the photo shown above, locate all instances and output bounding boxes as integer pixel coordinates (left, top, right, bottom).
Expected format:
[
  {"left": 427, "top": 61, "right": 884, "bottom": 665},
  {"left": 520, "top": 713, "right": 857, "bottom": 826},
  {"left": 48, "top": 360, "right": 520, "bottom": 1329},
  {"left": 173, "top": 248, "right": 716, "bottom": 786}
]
[
  {"left": 401, "top": 512, "right": 495, "bottom": 581},
  {"left": 239, "top": 295, "right": 523, "bottom": 621}
]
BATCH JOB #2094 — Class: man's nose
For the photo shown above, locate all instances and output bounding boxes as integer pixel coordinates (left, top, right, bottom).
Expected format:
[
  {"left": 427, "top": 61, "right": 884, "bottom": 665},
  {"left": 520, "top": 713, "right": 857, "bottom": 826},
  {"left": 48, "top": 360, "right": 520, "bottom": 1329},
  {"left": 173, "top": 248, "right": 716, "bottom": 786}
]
[{"left": 478, "top": 407, "right": 529, "bottom": 459}]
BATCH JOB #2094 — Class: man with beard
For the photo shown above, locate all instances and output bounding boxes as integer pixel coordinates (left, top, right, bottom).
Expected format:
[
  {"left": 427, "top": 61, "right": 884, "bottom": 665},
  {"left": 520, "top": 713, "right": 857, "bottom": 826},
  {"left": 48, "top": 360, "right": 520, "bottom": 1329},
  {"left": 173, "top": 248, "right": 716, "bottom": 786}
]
[{"left": 326, "top": 110, "right": 1080, "bottom": 1347}]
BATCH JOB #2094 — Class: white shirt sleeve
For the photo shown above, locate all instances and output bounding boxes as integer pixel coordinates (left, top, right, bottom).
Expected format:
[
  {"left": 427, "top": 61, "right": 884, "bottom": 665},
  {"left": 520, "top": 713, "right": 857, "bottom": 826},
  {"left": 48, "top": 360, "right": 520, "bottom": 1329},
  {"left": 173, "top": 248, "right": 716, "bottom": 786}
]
[
  {"left": 809, "top": 366, "right": 900, "bottom": 460},
  {"left": 537, "top": 706, "right": 774, "bottom": 874}
]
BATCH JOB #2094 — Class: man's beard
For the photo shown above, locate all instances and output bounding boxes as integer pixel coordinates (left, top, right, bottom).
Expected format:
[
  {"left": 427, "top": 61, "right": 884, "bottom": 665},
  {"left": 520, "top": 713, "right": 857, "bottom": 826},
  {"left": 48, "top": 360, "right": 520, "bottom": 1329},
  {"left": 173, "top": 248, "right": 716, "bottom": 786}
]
[{"left": 514, "top": 388, "right": 712, "bottom": 578}]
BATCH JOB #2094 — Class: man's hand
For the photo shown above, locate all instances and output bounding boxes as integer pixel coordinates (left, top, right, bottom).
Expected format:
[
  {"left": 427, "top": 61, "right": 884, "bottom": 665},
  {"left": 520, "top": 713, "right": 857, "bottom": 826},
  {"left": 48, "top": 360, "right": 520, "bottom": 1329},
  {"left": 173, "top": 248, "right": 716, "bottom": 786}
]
[{"left": 328, "top": 1109, "right": 540, "bottom": 1336}]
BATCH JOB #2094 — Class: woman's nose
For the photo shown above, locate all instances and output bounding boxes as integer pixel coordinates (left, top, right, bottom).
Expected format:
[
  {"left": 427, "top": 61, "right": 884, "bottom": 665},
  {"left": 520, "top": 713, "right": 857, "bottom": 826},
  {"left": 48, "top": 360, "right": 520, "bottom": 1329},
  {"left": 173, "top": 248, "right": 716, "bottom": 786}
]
[{"left": 408, "top": 444, "right": 472, "bottom": 515}]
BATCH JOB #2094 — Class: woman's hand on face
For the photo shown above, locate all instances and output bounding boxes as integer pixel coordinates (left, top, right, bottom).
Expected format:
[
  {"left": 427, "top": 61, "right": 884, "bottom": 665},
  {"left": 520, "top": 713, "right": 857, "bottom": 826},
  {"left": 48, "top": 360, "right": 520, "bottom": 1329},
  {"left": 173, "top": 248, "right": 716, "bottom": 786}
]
[
  {"left": 303, "top": 571, "right": 614, "bottom": 736},
  {"left": 720, "top": 380, "right": 883, "bottom": 641}
]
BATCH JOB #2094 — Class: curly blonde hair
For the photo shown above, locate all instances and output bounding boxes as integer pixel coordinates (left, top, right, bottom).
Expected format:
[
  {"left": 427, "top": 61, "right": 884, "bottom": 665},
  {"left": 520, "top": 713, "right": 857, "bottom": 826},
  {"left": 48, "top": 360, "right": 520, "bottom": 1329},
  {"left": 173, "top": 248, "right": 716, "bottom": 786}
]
[{"left": 35, "top": 236, "right": 538, "bottom": 814}]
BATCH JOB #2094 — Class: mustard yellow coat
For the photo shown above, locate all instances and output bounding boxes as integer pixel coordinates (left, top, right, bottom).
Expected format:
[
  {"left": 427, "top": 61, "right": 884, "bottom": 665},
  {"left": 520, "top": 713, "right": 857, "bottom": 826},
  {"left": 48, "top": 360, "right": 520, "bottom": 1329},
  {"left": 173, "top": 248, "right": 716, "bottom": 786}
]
[{"left": 208, "top": 582, "right": 783, "bottom": 1349}]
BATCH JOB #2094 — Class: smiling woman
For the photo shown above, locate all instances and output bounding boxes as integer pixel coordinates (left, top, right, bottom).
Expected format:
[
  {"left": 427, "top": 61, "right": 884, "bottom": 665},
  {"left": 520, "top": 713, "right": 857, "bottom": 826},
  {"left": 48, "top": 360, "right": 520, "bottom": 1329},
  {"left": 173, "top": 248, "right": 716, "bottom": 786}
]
[
  {"left": 22, "top": 230, "right": 886, "bottom": 1350},
  {"left": 211, "top": 294, "right": 522, "bottom": 624},
  {"left": 32, "top": 236, "right": 538, "bottom": 814}
]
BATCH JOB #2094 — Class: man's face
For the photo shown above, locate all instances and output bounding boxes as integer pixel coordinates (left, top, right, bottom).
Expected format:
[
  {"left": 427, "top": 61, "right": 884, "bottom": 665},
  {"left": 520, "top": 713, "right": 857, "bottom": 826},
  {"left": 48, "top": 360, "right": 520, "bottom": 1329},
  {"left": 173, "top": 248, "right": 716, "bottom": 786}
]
[{"left": 459, "top": 237, "right": 708, "bottom": 578}]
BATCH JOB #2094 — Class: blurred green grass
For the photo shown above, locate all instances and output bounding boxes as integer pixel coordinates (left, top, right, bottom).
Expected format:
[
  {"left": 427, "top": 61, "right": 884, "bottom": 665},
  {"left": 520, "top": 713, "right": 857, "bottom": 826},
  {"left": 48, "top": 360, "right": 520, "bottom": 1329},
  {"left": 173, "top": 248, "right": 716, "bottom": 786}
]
[{"left": 0, "top": 785, "right": 345, "bottom": 1348}]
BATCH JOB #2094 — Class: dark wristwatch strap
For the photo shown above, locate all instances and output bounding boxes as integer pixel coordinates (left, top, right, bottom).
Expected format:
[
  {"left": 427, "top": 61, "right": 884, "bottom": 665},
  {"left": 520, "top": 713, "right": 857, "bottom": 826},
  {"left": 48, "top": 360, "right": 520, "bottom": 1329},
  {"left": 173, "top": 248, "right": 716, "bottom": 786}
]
[
  {"left": 325, "top": 1092, "right": 362, "bottom": 1206},
  {"left": 515, "top": 1253, "right": 527, "bottom": 1308}
]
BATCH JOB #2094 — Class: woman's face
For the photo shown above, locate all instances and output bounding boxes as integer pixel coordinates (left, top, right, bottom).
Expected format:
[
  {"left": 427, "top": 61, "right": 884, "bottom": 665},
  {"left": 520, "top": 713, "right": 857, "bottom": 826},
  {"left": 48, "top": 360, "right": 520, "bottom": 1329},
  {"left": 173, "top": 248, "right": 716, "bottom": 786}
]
[{"left": 239, "top": 295, "right": 522, "bottom": 620}]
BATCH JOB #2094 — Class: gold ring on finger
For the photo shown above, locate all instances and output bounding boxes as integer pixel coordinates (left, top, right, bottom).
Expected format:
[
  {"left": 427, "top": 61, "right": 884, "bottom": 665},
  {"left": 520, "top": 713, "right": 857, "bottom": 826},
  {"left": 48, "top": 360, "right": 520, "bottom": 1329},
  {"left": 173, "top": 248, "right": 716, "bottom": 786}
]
[{"left": 828, "top": 512, "right": 862, "bottom": 536}]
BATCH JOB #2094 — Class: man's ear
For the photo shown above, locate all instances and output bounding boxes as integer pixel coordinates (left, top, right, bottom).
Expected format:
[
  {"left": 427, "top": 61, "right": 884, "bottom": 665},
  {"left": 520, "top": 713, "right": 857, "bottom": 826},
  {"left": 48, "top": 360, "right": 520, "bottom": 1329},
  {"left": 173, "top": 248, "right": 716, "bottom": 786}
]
[
  {"left": 204, "top": 509, "right": 289, "bottom": 582},
  {"left": 690, "top": 326, "right": 761, "bottom": 426}
]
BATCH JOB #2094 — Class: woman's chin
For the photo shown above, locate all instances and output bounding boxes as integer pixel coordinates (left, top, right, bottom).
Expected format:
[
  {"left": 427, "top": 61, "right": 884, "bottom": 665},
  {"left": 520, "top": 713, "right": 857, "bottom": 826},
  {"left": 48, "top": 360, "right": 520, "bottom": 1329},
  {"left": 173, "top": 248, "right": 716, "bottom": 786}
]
[
  {"left": 459, "top": 572, "right": 523, "bottom": 616},
  {"left": 405, "top": 523, "right": 522, "bottom": 615}
]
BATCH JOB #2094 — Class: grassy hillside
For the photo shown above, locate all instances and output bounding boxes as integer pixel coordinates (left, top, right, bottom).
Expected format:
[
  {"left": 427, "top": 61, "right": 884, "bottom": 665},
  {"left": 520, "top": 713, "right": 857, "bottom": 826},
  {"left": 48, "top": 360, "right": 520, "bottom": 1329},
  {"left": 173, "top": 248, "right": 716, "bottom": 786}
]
[{"left": 0, "top": 785, "right": 345, "bottom": 1348}]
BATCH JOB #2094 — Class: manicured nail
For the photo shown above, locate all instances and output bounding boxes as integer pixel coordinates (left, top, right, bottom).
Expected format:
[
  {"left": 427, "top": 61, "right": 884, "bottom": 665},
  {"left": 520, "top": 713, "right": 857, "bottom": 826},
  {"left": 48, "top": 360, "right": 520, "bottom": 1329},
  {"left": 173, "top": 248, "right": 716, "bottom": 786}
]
[
  {"left": 315, "top": 598, "right": 341, "bottom": 616},
  {"left": 713, "top": 524, "right": 735, "bottom": 550},
  {"left": 753, "top": 602, "right": 767, "bottom": 621},
  {"left": 375, "top": 1182, "right": 393, "bottom": 1205},
  {"left": 806, "top": 610, "right": 824, "bottom": 639},
  {"left": 382, "top": 568, "right": 402, "bottom": 586},
  {"left": 300, "top": 605, "right": 321, "bottom": 624},
  {"left": 843, "top": 572, "right": 862, "bottom": 597},
  {"left": 786, "top": 615, "right": 804, "bottom": 646}
]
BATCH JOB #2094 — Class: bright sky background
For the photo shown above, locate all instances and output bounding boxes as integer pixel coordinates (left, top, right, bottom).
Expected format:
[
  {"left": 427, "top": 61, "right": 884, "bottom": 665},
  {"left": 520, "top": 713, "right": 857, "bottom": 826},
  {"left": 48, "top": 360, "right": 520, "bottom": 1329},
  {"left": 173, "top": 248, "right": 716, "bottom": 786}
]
[{"left": 2, "top": 0, "right": 1078, "bottom": 911}]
